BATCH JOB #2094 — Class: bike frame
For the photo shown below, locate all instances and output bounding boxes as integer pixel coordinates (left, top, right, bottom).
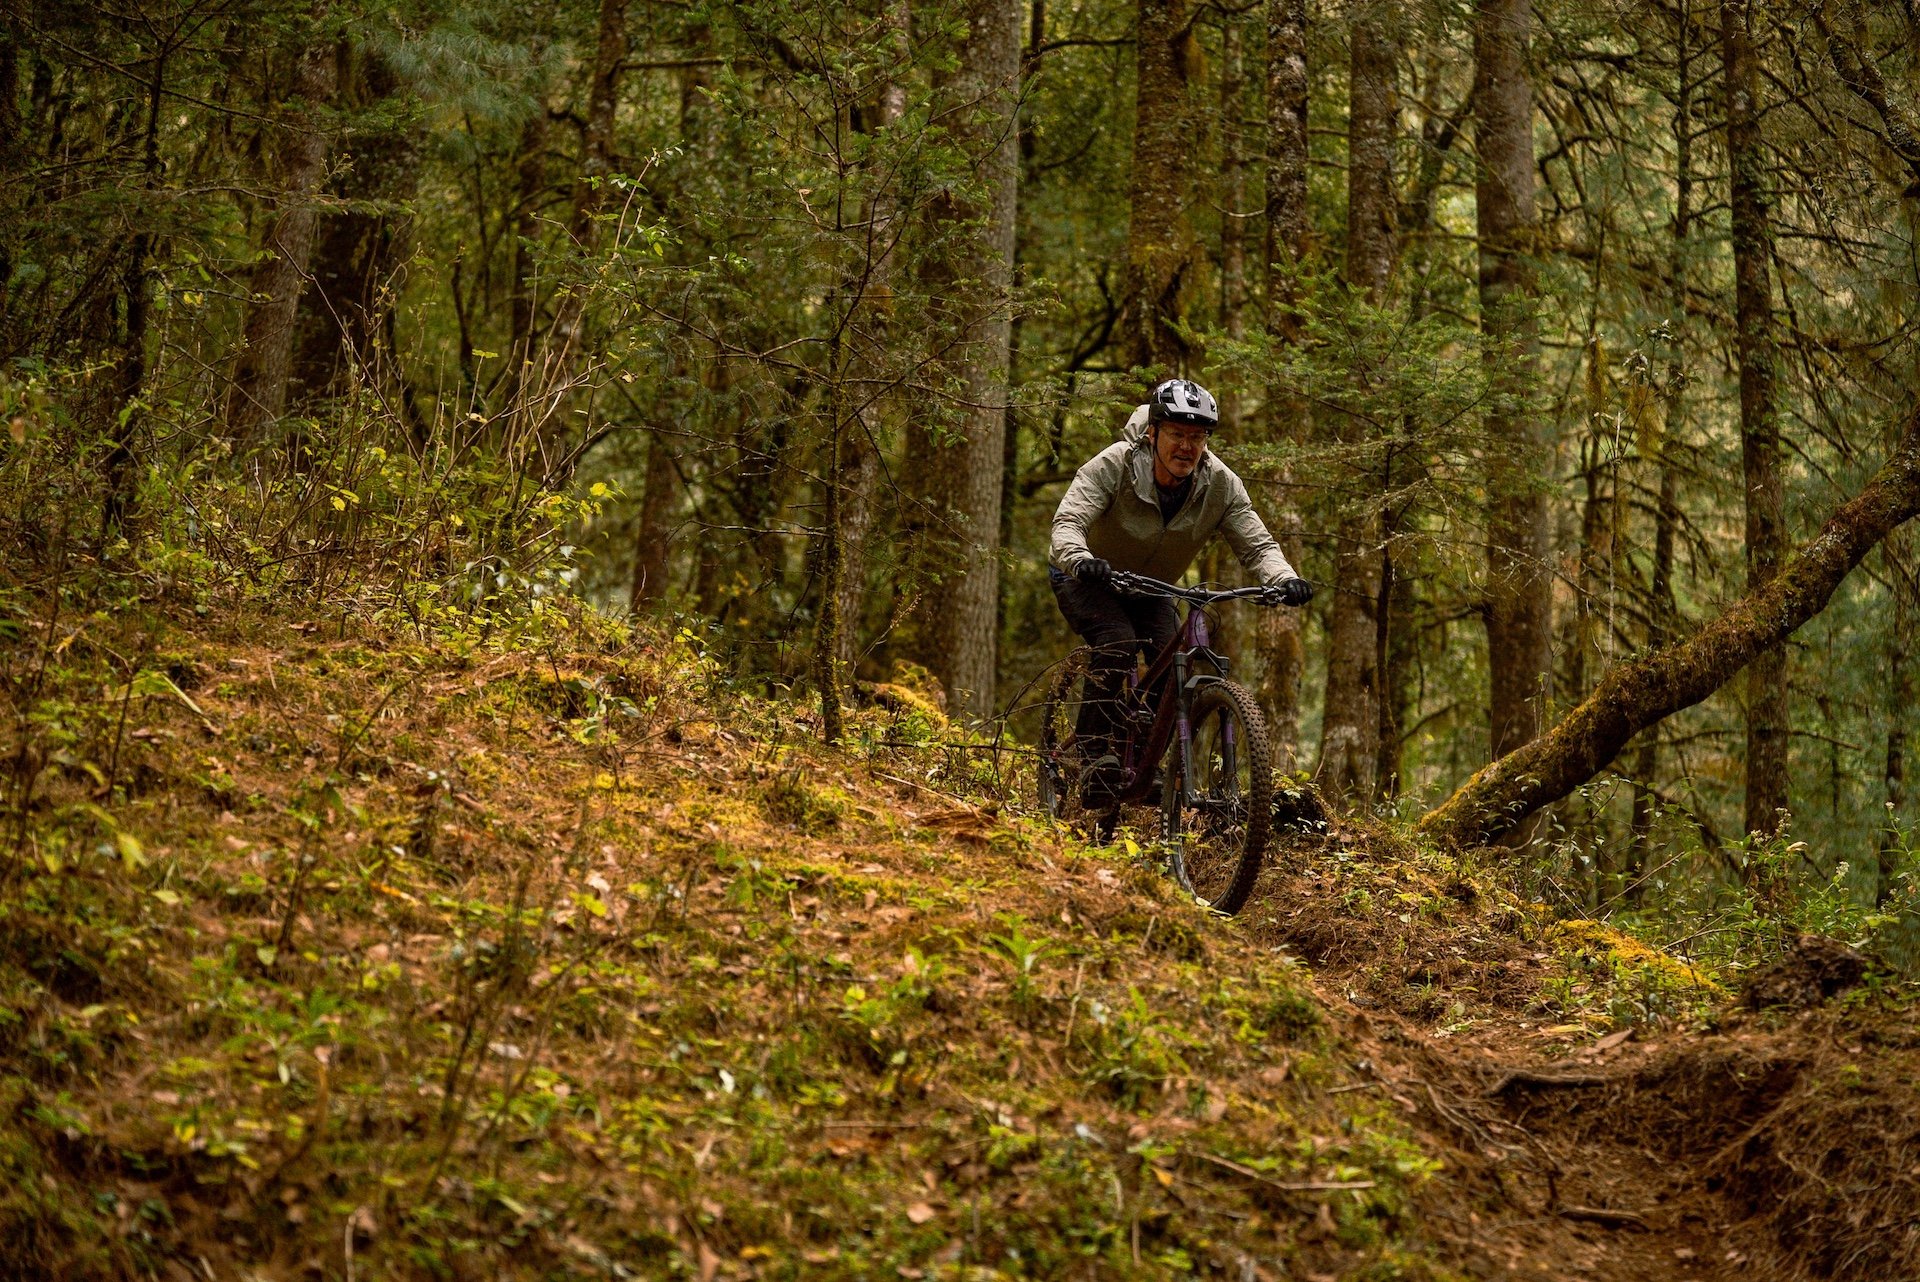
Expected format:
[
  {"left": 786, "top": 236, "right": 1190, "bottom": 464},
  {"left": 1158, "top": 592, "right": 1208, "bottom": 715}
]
[{"left": 1102, "top": 573, "right": 1266, "bottom": 808}]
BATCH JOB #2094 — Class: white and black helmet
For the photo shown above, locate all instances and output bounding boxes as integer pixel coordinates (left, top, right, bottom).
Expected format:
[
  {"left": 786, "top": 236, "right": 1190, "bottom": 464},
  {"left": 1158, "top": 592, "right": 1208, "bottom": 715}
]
[{"left": 1148, "top": 379, "right": 1219, "bottom": 430}]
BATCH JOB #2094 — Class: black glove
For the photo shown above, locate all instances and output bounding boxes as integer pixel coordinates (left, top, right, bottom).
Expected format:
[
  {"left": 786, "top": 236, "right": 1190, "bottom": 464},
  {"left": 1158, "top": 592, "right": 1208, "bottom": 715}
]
[
  {"left": 1276, "top": 576, "right": 1314, "bottom": 607},
  {"left": 1076, "top": 557, "right": 1113, "bottom": 586}
]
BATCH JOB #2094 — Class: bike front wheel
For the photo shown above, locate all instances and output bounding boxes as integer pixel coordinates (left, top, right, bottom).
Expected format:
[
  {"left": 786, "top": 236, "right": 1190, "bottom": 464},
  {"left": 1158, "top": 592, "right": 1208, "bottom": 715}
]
[{"left": 1162, "top": 680, "right": 1273, "bottom": 915}]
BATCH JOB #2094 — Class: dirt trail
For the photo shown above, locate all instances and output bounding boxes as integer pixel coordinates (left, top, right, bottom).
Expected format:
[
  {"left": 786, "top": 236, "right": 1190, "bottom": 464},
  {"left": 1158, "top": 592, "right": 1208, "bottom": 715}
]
[{"left": 1242, "top": 834, "right": 1920, "bottom": 1282}]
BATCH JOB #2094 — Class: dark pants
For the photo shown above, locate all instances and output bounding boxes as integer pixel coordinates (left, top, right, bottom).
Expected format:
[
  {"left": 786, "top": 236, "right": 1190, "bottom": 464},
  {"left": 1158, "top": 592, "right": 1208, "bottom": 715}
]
[{"left": 1051, "top": 571, "right": 1179, "bottom": 759}]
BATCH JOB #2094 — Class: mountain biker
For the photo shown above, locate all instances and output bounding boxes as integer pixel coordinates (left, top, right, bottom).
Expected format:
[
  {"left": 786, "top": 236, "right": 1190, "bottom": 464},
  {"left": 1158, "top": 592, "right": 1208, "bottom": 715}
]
[{"left": 1049, "top": 378, "right": 1312, "bottom": 801}]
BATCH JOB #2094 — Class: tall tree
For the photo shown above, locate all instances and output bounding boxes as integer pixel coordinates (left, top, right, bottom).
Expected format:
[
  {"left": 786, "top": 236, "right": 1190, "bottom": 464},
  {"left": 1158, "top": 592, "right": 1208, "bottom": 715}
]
[
  {"left": 1724, "top": 0, "right": 1788, "bottom": 840},
  {"left": 1883, "top": 534, "right": 1915, "bottom": 903},
  {"left": 0, "top": 0, "right": 22, "bottom": 354},
  {"left": 1629, "top": 0, "right": 1696, "bottom": 881},
  {"left": 1122, "top": 0, "right": 1200, "bottom": 372},
  {"left": 1475, "top": 0, "right": 1550, "bottom": 772},
  {"left": 1315, "top": 0, "right": 1396, "bottom": 803},
  {"left": 1258, "top": 0, "right": 1311, "bottom": 767},
  {"left": 903, "top": 0, "right": 1021, "bottom": 719},
  {"left": 288, "top": 50, "right": 423, "bottom": 427},
  {"left": 832, "top": 0, "right": 911, "bottom": 678},
  {"left": 224, "top": 37, "right": 339, "bottom": 444}
]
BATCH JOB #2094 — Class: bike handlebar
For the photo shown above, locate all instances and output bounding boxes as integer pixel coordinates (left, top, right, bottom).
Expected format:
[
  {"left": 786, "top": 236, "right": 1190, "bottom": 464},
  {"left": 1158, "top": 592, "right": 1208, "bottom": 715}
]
[{"left": 1108, "top": 570, "right": 1299, "bottom": 605}]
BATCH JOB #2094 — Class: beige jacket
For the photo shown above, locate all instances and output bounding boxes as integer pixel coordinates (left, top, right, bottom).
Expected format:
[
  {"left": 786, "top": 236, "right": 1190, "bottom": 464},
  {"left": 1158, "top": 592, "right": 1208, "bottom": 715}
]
[{"left": 1049, "top": 406, "right": 1298, "bottom": 586}]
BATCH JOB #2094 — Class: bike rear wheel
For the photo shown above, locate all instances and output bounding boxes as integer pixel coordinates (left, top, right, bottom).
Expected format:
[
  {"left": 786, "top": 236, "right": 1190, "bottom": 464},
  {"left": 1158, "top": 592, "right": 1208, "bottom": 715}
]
[
  {"left": 1037, "top": 648, "right": 1093, "bottom": 820},
  {"left": 1162, "top": 680, "right": 1272, "bottom": 915}
]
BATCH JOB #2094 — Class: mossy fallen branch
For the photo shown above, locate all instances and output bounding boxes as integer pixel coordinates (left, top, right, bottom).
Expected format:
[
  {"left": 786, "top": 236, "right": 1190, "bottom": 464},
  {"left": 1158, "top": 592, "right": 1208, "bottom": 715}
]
[{"left": 1422, "top": 405, "right": 1920, "bottom": 848}]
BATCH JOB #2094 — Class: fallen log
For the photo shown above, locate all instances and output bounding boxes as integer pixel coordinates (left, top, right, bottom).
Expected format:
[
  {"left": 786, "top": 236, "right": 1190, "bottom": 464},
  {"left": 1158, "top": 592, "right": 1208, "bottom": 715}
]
[{"left": 1421, "top": 406, "right": 1920, "bottom": 848}]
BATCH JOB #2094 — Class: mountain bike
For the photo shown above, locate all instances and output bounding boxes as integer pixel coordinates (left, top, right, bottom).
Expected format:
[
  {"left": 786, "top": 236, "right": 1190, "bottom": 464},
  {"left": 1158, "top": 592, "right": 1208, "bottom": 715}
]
[{"left": 1035, "top": 571, "right": 1322, "bottom": 916}]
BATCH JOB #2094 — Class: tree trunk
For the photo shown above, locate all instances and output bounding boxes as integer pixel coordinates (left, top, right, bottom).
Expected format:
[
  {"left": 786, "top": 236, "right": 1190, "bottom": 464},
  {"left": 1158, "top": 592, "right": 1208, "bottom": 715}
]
[
  {"left": 1257, "top": 0, "right": 1310, "bottom": 768},
  {"left": 629, "top": 425, "right": 678, "bottom": 609},
  {"left": 1725, "top": 0, "right": 1789, "bottom": 840},
  {"left": 1373, "top": 466, "right": 1415, "bottom": 799},
  {"left": 106, "top": 38, "right": 168, "bottom": 542},
  {"left": 1218, "top": 14, "right": 1249, "bottom": 427},
  {"left": 289, "top": 52, "right": 422, "bottom": 424},
  {"left": 1419, "top": 405, "right": 1920, "bottom": 849},
  {"left": 1475, "top": 0, "right": 1551, "bottom": 769},
  {"left": 1122, "top": 0, "right": 1199, "bottom": 373},
  {"left": 1314, "top": 0, "right": 1395, "bottom": 804},
  {"left": 0, "top": 4, "right": 21, "bottom": 351},
  {"left": 1209, "top": 14, "right": 1250, "bottom": 664},
  {"left": 834, "top": 0, "right": 910, "bottom": 678},
  {"left": 224, "top": 40, "right": 338, "bottom": 444},
  {"left": 1629, "top": 6, "right": 1693, "bottom": 886},
  {"left": 1882, "top": 534, "right": 1914, "bottom": 905},
  {"left": 904, "top": 0, "right": 1020, "bottom": 720}
]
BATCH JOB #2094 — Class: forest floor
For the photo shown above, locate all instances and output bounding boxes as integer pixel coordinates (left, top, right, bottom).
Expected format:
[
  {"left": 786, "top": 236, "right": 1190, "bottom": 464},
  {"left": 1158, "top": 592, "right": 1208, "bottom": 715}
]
[{"left": 1, "top": 591, "right": 1915, "bottom": 1281}]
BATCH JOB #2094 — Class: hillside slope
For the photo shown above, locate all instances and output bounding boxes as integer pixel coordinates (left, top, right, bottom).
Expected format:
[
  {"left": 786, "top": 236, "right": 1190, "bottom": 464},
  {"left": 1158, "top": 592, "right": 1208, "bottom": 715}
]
[{"left": 1, "top": 599, "right": 1914, "bottom": 1281}]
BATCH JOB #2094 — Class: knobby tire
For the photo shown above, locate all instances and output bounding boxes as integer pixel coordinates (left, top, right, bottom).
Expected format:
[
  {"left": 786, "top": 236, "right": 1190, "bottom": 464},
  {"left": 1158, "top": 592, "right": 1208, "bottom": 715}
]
[{"left": 1162, "top": 681, "right": 1272, "bottom": 916}]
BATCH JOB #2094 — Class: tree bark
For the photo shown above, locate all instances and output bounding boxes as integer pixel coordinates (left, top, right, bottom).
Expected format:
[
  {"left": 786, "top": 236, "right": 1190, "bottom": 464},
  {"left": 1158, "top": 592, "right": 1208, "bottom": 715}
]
[
  {"left": 833, "top": 0, "right": 910, "bottom": 678},
  {"left": 0, "top": 3, "right": 21, "bottom": 351},
  {"left": 1475, "top": 0, "right": 1551, "bottom": 769},
  {"left": 1314, "top": 0, "right": 1395, "bottom": 804},
  {"left": 1725, "top": 0, "right": 1789, "bottom": 839},
  {"left": 288, "top": 51, "right": 422, "bottom": 426},
  {"left": 106, "top": 35, "right": 168, "bottom": 542},
  {"left": 224, "top": 39, "right": 338, "bottom": 444},
  {"left": 629, "top": 424, "right": 677, "bottom": 609},
  {"left": 904, "top": 0, "right": 1020, "bottom": 720},
  {"left": 1882, "top": 534, "right": 1914, "bottom": 905},
  {"left": 1257, "top": 0, "right": 1310, "bottom": 768},
  {"left": 1419, "top": 406, "right": 1920, "bottom": 849},
  {"left": 1630, "top": 4, "right": 1693, "bottom": 886},
  {"left": 1122, "top": 0, "right": 1200, "bottom": 373}
]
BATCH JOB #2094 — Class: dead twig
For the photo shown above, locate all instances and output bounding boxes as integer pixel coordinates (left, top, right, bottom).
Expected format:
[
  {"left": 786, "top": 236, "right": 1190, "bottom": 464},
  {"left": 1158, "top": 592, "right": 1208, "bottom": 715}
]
[
  {"left": 1194, "top": 1151, "right": 1376, "bottom": 1192},
  {"left": 1557, "top": 1204, "right": 1650, "bottom": 1229}
]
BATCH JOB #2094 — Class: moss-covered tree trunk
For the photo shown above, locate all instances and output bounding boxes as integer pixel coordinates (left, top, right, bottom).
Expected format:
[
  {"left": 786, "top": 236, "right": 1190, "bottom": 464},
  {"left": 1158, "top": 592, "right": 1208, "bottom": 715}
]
[
  {"left": 1883, "top": 532, "right": 1915, "bottom": 904},
  {"left": 1725, "top": 0, "right": 1789, "bottom": 840},
  {"left": 1420, "top": 406, "right": 1920, "bottom": 849},
  {"left": 224, "top": 40, "right": 338, "bottom": 444},
  {"left": 832, "top": 0, "right": 910, "bottom": 679},
  {"left": 288, "top": 51, "right": 423, "bottom": 432},
  {"left": 1629, "top": 0, "right": 1694, "bottom": 884},
  {"left": 1258, "top": 0, "right": 1310, "bottom": 768},
  {"left": 1315, "top": 0, "right": 1395, "bottom": 804},
  {"left": 1123, "top": 0, "right": 1199, "bottom": 373},
  {"left": 903, "top": 0, "right": 1020, "bottom": 720},
  {"left": 1475, "top": 0, "right": 1551, "bottom": 772}
]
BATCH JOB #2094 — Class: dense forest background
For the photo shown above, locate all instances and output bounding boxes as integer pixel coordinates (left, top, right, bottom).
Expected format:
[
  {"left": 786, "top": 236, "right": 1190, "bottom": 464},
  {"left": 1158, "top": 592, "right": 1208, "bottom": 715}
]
[{"left": 6, "top": 0, "right": 1920, "bottom": 927}]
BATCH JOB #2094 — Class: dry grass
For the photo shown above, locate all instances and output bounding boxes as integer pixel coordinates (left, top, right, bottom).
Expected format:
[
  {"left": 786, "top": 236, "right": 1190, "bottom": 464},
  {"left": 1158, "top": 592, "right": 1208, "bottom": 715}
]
[{"left": 0, "top": 601, "right": 1456, "bottom": 1281}]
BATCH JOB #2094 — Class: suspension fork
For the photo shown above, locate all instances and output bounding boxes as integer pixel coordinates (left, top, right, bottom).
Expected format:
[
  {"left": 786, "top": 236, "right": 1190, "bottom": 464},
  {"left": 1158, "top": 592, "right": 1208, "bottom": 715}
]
[{"left": 1173, "top": 650, "right": 1194, "bottom": 806}]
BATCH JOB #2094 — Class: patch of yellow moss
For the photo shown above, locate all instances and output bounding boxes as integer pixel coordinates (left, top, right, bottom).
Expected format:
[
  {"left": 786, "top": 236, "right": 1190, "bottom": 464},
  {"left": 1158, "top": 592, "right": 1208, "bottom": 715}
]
[
  {"left": 1548, "top": 919, "right": 1727, "bottom": 996},
  {"left": 864, "top": 681, "right": 948, "bottom": 726}
]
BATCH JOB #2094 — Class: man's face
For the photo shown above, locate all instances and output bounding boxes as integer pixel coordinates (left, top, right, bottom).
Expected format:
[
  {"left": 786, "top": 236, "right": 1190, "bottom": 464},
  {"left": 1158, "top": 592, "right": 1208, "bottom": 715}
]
[{"left": 1154, "top": 420, "right": 1209, "bottom": 479}]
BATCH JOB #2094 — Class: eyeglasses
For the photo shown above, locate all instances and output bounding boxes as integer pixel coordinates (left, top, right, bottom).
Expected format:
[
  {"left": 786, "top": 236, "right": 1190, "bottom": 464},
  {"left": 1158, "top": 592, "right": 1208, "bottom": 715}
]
[{"left": 1158, "top": 424, "right": 1210, "bottom": 447}]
